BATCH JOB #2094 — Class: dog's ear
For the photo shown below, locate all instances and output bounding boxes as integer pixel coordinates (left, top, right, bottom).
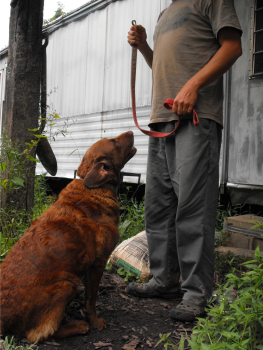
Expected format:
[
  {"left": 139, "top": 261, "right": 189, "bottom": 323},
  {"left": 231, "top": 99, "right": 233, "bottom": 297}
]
[{"left": 83, "top": 161, "right": 117, "bottom": 189}]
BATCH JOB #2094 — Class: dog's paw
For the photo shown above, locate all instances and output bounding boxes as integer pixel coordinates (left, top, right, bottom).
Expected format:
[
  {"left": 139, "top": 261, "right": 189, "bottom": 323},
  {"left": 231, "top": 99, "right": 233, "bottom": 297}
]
[
  {"left": 76, "top": 321, "right": 90, "bottom": 334},
  {"left": 92, "top": 317, "right": 107, "bottom": 330}
]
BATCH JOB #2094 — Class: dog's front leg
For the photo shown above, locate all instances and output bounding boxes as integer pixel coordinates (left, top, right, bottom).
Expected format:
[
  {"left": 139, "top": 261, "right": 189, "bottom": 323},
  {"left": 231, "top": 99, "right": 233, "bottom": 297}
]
[{"left": 84, "top": 263, "right": 107, "bottom": 330}]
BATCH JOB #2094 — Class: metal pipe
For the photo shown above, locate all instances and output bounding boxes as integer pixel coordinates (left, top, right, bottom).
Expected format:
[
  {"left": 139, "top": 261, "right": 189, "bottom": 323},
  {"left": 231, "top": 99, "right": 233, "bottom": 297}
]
[
  {"left": 220, "top": 69, "right": 231, "bottom": 194},
  {"left": 227, "top": 183, "right": 263, "bottom": 191}
]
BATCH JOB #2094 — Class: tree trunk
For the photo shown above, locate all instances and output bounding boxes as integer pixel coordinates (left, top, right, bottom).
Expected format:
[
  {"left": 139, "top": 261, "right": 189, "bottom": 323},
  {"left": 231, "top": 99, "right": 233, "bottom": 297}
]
[{"left": 2, "top": 0, "right": 44, "bottom": 211}]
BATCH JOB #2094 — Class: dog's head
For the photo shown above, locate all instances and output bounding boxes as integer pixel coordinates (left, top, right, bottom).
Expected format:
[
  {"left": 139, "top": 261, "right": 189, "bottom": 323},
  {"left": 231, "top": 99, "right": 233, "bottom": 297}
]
[{"left": 77, "top": 131, "right": 137, "bottom": 189}]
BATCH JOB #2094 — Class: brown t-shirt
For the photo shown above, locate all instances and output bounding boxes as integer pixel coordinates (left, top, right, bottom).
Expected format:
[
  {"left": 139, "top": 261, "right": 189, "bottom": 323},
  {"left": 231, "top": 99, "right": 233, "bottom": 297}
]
[{"left": 150, "top": 0, "right": 242, "bottom": 127}]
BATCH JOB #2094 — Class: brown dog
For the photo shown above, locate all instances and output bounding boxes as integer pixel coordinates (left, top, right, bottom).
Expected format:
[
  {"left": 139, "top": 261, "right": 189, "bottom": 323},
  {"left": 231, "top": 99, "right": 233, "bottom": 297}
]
[{"left": 0, "top": 131, "right": 136, "bottom": 343}]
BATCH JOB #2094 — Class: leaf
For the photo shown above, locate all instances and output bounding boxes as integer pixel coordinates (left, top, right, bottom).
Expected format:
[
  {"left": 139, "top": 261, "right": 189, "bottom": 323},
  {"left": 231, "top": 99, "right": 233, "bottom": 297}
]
[
  {"left": 1, "top": 179, "right": 8, "bottom": 189},
  {"left": 255, "top": 246, "right": 261, "bottom": 260},
  {"left": 34, "top": 134, "right": 47, "bottom": 139},
  {"left": 68, "top": 149, "right": 77, "bottom": 156},
  {"left": 178, "top": 335, "right": 185, "bottom": 350},
  {"left": 251, "top": 224, "right": 262, "bottom": 230},
  {"left": 54, "top": 113, "right": 60, "bottom": 119},
  {"left": 0, "top": 162, "right": 7, "bottom": 172},
  {"left": 11, "top": 177, "right": 24, "bottom": 187},
  {"left": 28, "top": 128, "right": 39, "bottom": 132},
  {"left": 254, "top": 272, "right": 263, "bottom": 288},
  {"left": 26, "top": 155, "right": 40, "bottom": 163},
  {"left": 7, "top": 152, "right": 14, "bottom": 162}
]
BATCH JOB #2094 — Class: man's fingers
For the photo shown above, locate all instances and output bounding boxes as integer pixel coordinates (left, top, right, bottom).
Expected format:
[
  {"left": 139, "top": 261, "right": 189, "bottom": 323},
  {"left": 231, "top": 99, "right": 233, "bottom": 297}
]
[
  {"left": 172, "top": 99, "right": 184, "bottom": 115},
  {"left": 172, "top": 101, "right": 178, "bottom": 114},
  {"left": 128, "top": 31, "right": 141, "bottom": 40},
  {"left": 187, "top": 105, "right": 193, "bottom": 114},
  {"left": 137, "top": 25, "right": 145, "bottom": 33},
  {"left": 183, "top": 104, "right": 190, "bottom": 115},
  {"left": 172, "top": 98, "right": 194, "bottom": 115},
  {"left": 128, "top": 29, "right": 142, "bottom": 44},
  {"left": 177, "top": 104, "right": 183, "bottom": 116},
  {"left": 128, "top": 25, "right": 147, "bottom": 48}
]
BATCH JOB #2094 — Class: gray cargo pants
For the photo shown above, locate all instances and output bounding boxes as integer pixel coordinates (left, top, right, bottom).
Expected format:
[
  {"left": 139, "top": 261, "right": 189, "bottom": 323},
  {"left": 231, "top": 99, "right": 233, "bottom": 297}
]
[{"left": 145, "top": 118, "right": 222, "bottom": 306}]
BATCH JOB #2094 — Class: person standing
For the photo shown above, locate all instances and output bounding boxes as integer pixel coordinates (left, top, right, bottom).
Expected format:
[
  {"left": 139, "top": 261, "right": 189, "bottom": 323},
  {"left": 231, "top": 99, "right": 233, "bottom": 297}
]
[{"left": 126, "top": 0, "right": 242, "bottom": 322}]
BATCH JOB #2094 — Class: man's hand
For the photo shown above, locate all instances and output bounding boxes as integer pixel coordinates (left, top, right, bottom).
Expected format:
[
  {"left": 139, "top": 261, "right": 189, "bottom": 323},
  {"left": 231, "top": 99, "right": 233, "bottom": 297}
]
[
  {"left": 127, "top": 25, "right": 147, "bottom": 50},
  {"left": 127, "top": 24, "right": 153, "bottom": 68},
  {"left": 172, "top": 81, "right": 198, "bottom": 115}
]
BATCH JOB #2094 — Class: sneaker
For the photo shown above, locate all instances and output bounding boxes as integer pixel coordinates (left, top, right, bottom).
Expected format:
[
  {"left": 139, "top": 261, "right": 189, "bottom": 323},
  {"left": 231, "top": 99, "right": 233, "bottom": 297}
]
[
  {"left": 126, "top": 281, "right": 182, "bottom": 299},
  {"left": 170, "top": 300, "right": 206, "bottom": 322}
]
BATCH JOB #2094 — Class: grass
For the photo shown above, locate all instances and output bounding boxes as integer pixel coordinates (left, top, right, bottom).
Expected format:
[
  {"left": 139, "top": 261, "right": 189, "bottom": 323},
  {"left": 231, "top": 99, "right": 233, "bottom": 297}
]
[
  {"left": 118, "top": 185, "right": 145, "bottom": 243},
  {"left": 0, "top": 337, "right": 37, "bottom": 350},
  {"left": 0, "top": 175, "right": 56, "bottom": 261},
  {"left": 157, "top": 246, "right": 263, "bottom": 350}
]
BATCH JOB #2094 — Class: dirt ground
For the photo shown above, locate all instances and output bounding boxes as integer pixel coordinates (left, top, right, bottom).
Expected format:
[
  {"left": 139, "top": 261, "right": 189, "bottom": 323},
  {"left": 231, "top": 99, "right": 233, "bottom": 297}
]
[{"left": 14, "top": 272, "right": 197, "bottom": 350}]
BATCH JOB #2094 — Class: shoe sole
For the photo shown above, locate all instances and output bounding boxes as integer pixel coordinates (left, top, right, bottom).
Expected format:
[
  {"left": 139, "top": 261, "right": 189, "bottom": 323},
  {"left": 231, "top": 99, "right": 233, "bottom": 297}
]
[
  {"left": 126, "top": 286, "right": 182, "bottom": 299},
  {"left": 170, "top": 308, "right": 206, "bottom": 322}
]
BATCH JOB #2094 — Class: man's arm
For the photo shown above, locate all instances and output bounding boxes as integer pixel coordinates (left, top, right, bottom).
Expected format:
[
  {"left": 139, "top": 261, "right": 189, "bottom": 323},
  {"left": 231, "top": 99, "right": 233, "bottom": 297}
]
[
  {"left": 172, "top": 27, "right": 242, "bottom": 116},
  {"left": 127, "top": 25, "right": 153, "bottom": 68}
]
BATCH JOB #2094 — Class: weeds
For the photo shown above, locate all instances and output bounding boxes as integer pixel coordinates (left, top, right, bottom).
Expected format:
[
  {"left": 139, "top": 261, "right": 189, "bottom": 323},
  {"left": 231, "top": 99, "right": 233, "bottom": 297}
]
[
  {"left": 159, "top": 247, "right": 263, "bottom": 349},
  {"left": 32, "top": 175, "right": 56, "bottom": 220},
  {"left": 118, "top": 186, "right": 145, "bottom": 243},
  {"left": 0, "top": 337, "right": 37, "bottom": 350},
  {"left": 116, "top": 267, "right": 141, "bottom": 282},
  {"left": 156, "top": 333, "right": 185, "bottom": 350},
  {"left": 0, "top": 175, "right": 55, "bottom": 261},
  {"left": 0, "top": 132, "right": 36, "bottom": 194},
  {"left": 214, "top": 250, "right": 249, "bottom": 284}
]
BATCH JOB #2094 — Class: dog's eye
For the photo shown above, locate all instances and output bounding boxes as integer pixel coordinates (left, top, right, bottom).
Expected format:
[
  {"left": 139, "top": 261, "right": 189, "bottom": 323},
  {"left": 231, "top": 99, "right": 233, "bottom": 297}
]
[{"left": 102, "top": 163, "right": 110, "bottom": 171}]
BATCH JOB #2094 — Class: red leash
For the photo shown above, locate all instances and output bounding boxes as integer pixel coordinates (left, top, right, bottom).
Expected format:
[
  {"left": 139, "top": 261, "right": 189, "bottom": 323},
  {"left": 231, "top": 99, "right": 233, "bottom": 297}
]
[{"left": 131, "top": 44, "right": 199, "bottom": 138}]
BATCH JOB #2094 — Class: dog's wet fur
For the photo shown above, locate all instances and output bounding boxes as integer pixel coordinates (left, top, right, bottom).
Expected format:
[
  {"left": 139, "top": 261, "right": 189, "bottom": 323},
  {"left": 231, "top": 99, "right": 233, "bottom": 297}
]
[{"left": 0, "top": 131, "right": 136, "bottom": 342}]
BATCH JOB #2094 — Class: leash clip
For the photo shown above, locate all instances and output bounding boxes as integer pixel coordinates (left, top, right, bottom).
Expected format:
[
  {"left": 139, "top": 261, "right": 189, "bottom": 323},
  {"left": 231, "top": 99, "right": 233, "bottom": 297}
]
[{"left": 131, "top": 20, "right": 136, "bottom": 26}]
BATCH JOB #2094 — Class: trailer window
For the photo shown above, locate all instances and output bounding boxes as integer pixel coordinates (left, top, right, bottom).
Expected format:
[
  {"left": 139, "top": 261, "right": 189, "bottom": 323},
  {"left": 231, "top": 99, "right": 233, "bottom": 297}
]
[{"left": 250, "top": 0, "right": 263, "bottom": 78}]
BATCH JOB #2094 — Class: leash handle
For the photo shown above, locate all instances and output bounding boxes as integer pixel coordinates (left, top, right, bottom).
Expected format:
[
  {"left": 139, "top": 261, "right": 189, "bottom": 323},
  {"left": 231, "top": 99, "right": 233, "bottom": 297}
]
[{"left": 163, "top": 99, "right": 199, "bottom": 126}]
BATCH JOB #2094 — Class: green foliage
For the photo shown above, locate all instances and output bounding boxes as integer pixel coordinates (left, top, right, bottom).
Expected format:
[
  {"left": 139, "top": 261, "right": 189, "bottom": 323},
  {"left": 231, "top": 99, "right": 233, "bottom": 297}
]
[
  {"left": 156, "top": 249, "right": 263, "bottom": 349},
  {"left": 215, "top": 201, "right": 246, "bottom": 232},
  {"left": 250, "top": 218, "right": 263, "bottom": 232},
  {"left": 33, "top": 175, "right": 56, "bottom": 220},
  {"left": 214, "top": 250, "right": 249, "bottom": 284},
  {"left": 0, "top": 133, "right": 38, "bottom": 262},
  {"left": 0, "top": 336, "right": 37, "bottom": 350},
  {"left": 155, "top": 333, "right": 184, "bottom": 349},
  {"left": 0, "top": 133, "right": 34, "bottom": 192},
  {"left": 44, "top": 2, "right": 66, "bottom": 24},
  {"left": 185, "top": 247, "right": 263, "bottom": 349},
  {"left": 0, "top": 175, "right": 55, "bottom": 262},
  {"left": 118, "top": 186, "right": 145, "bottom": 243},
  {"left": 116, "top": 267, "right": 140, "bottom": 282}
]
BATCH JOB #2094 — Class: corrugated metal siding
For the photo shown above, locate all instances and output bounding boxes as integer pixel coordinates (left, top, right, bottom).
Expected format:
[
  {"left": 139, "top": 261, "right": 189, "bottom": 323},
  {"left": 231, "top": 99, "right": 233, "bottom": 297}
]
[
  {"left": 37, "top": 105, "right": 151, "bottom": 182},
  {"left": 227, "top": 0, "right": 263, "bottom": 186},
  {"left": 37, "top": 0, "right": 171, "bottom": 181}
]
